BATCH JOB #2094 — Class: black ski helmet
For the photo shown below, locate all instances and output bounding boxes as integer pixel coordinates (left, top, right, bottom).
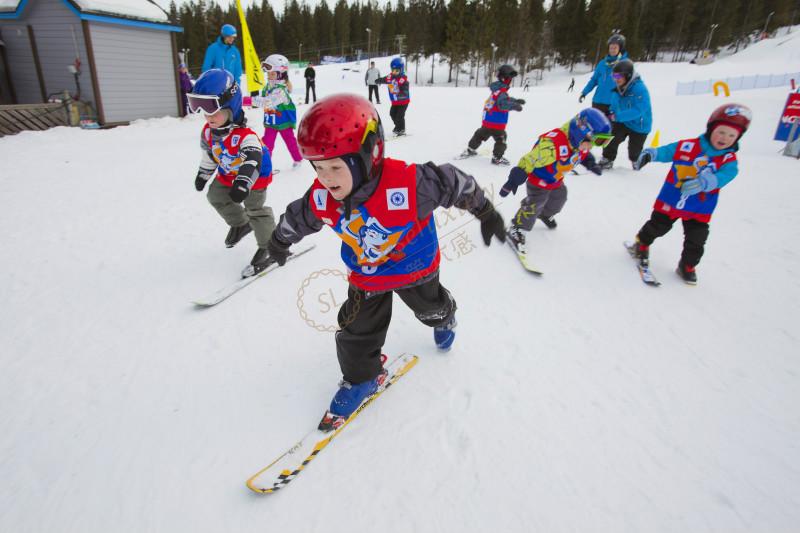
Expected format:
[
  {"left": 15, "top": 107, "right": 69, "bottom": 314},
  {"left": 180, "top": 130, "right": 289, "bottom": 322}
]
[
  {"left": 612, "top": 59, "right": 634, "bottom": 83},
  {"left": 497, "top": 64, "right": 518, "bottom": 82},
  {"left": 607, "top": 33, "right": 626, "bottom": 53}
]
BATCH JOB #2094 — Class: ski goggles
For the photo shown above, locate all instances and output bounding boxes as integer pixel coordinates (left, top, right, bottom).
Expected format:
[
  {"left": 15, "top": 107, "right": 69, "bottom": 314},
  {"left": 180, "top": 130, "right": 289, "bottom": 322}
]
[
  {"left": 611, "top": 73, "right": 626, "bottom": 80},
  {"left": 591, "top": 132, "right": 614, "bottom": 147},
  {"left": 187, "top": 94, "right": 224, "bottom": 115}
]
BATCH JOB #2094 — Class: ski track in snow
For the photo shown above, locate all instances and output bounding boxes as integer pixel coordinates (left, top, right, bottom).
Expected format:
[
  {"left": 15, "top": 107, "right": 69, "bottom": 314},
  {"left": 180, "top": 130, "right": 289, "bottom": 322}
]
[{"left": 1, "top": 31, "right": 800, "bottom": 533}]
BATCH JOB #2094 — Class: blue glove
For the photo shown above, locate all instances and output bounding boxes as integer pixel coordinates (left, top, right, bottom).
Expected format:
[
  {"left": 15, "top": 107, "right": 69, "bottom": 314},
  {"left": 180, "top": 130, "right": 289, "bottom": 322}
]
[
  {"left": 499, "top": 166, "right": 528, "bottom": 197},
  {"left": 681, "top": 166, "right": 719, "bottom": 196},
  {"left": 633, "top": 148, "right": 657, "bottom": 171}
]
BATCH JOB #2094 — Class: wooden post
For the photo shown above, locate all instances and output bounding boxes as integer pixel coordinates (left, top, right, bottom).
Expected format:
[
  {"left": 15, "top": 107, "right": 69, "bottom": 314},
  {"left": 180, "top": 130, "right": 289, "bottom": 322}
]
[
  {"left": 81, "top": 20, "right": 105, "bottom": 125},
  {"left": 27, "top": 25, "right": 47, "bottom": 102}
]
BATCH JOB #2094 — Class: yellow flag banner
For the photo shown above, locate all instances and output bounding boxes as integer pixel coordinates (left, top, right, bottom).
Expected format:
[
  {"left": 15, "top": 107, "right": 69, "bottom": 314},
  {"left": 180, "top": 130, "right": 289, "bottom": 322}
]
[{"left": 236, "top": 0, "right": 264, "bottom": 93}]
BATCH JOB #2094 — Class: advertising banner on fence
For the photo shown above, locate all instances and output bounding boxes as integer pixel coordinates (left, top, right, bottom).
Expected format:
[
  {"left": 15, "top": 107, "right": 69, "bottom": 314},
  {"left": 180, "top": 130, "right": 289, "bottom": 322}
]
[
  {"left": 774, "top": 92, "right": 800, "bottom": 142},
  {"left": 321, "top": 56, "right": 347, "bottom": 65}
]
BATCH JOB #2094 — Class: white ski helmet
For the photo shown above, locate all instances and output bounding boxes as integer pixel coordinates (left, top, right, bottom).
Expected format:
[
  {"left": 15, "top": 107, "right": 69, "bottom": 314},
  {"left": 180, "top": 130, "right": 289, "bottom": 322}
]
[{"left": 262, "top": 54, "right": 289, "bottom": 73}]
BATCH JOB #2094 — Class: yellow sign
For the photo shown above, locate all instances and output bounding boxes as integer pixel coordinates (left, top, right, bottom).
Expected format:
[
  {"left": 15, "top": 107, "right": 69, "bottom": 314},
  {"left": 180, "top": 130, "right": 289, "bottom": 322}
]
[
  {"left": 236, "top": 0, "right": 264, "bottom": 93},
  {"left": 713, "top": 81, "right": 730, "bottom": 97}
]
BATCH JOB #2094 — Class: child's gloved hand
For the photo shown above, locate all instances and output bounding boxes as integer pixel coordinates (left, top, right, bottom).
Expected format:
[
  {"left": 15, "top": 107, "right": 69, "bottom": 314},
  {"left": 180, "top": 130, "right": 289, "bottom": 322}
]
[
  {"left": 475, "top": 201, "right": 506, "bottom": 246},
  {"left": 633, "top": 148, "right": 657, "bottom": 171},
  {"left": 681, "top": 166, "right": 719, "bottom": 196},
  {"left": 229, "top": 178, "right": 250, "bottom": 202},
  {"left": 195, "top": 171, "right": 211, "bottom": 191},
  {"left": 267, "top": 233, "right": 292, "bottom": 266},
  {"left": 499, "top": 166, "right": 527, "bottom": 197}
]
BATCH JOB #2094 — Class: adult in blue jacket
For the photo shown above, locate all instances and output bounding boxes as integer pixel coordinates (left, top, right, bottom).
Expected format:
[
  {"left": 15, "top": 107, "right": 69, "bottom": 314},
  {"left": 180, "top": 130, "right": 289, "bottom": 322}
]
[
  {"left": 201, "top": 24, "right": 243, "bottom": 83},
  {"left": 579, "top": 34, "right": 628, "bottom": 117},
  {"left": 599, "top": 59, "right": 652, "bottom": 169}
]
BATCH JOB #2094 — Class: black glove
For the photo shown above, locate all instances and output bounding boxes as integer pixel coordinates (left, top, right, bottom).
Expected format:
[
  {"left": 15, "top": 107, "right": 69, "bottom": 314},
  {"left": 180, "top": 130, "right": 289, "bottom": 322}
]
[
  {"left": 476, "top": 201, "right": 506, "bottom": 246},
  {"left": 195, "top": 172, "right": 209, "bottom": 192},
  {"left": 516, "top": 98, "right": 526, "bottom": 105},
  {"left": 267, "top": 233, "right": 291, "bottom": 266},
  {"left": 581, "top": 152, "right": 603, "bottom": 176},
  {"left": 499, "top": 166, "right": 527, "bottom": 197},
  {"left": 578, "top": 94, "right": 586, "bottom": 103},
  {"left": 229, "top": 178, "right": 250, "bottom": 203}
]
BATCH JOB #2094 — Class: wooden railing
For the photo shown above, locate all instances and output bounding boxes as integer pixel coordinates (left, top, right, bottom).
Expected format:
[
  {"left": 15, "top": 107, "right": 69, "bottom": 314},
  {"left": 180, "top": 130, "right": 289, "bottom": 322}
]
[{"left": 0, "top": 102, "right": 70, "bottom": 137}]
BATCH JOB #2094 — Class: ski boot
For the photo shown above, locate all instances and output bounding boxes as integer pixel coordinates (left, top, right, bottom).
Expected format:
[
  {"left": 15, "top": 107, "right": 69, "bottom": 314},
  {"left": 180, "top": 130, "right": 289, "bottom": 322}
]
[
  {"left": 225, "top": 223, "right": 253, "bottom": 248},
  {"left": 539, "top": 215, "right": 557, "bottom": 229},
  {"left": 433, "top": 315, "right": 457, "bottom": 352},
  {"left": 598, "top": 157, "right": 614, "bottom": 170},
  {"left": 394, "top": 130, "right": 406, "bottom": 137},
  {"left": 458, "top": 147, "right": 478, "bottom": 159},
  {"left": 507, "top": 226, "right": 526, "bottom": 254},
  {"left": 676, "top": 261, "right": 698, "bottom": 285},
  {"left": 491, "top": 156, "right": 511, "bottom": 166},
  {"left": 241, "top": 248, "right": 274, "bottom": 278},
  {"left": 632, "top": 239, "right": 650, "bottom": 267},
  {"left": 318, "top": 368, "right": 389, "bottom": 431}
]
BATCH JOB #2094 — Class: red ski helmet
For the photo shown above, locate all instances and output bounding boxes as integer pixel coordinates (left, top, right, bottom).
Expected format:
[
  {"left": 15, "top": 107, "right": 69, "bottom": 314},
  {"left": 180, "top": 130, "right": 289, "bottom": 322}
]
[
  {"left": 706, "top": 103, "right": 752, "bottom": 138},
  {"left": 297, "top": 93, "right": 385, "bottom": 180}
]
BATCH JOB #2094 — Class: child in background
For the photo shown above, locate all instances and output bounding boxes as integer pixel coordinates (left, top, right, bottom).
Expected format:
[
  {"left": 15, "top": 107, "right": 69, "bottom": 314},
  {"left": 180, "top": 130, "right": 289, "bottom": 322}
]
[
  {"left": 188, "top": 69, "right": 276, "bottom": 277},
  {"left": 500, "top": 108, "right": 612, "bottom": 254},
  {"left": 459, "top": 64, "right": 525, "bottom": 166},
  {"left": 375, "top": 57, "right": 410, "bottom": 136},
  {"left": 256, "top": 54, "right": 303, "bottom": 168},
  {"left": 629, "top": 103, "right": 752, "bottom": 284}
]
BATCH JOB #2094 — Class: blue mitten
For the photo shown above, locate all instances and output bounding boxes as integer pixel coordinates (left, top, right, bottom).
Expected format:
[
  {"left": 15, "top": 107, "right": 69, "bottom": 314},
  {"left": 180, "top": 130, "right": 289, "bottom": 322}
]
[
  {"left": 681, "top": 166, "right": 719, "bottom": 196},
  {"left": 633, "top": 147, "right": 657, "bottom": 171},
  {"left": 499, "top": 166, "right": 528, "bottom": 197}
]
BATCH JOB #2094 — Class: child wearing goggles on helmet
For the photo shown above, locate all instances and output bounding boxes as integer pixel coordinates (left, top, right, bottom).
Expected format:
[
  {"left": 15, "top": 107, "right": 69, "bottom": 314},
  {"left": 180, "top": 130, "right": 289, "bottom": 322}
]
[
  {"left": 252, "top": 54, "right": 303, "bottom": 168},
  {"left": 499, "top": 108, "right": 612, "bottom": 257},
  {"left": 375, "top": 58, "right": 410, "bottom": 136},
  {"left": 264, "top": 94, "right": 506, "bottom": 431},
  {"left": 629, "top": 103, "right": 752, "bottom": 285},
  {"left": 188, "top": 69, "right": 277, "bottom": 278},
  {"left": 597, "top": 59, "right": 653, "bottom": 170}
]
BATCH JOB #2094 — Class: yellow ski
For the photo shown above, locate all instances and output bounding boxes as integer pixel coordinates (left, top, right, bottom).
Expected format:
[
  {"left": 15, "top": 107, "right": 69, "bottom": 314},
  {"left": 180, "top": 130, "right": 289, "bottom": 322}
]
[{"left": 246, "top": 353, "right": 418, "bottom": 494}]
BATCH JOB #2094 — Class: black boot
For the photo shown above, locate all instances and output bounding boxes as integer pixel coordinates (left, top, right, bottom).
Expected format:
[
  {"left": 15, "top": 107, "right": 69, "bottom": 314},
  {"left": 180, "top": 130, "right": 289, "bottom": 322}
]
[
  {"left": 539, "top": 215, "right": 557, "bottom": 229},
  {"left": 676, "top": 261, "right": 698, "bottom": 285},
  {"left": 225, "top": 223, "right": 252, "bottom": 248},
  {"left": 241, "top": 248, "right": 274, "bottom": 278}
]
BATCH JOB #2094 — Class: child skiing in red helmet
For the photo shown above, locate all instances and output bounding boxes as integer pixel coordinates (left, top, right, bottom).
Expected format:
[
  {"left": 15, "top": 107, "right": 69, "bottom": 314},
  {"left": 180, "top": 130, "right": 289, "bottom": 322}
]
[
  {"left": 629, "top": 103, "right": 752, "bottom": 284},
  {"left": 265, "top": 94, "right": 506, "bottom": 430}
]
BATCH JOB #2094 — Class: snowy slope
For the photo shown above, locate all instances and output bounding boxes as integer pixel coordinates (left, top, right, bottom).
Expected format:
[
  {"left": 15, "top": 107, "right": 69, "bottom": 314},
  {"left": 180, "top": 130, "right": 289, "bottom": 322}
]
[{"left": 1, "top": 34, "right": 799, "bottom": 533}]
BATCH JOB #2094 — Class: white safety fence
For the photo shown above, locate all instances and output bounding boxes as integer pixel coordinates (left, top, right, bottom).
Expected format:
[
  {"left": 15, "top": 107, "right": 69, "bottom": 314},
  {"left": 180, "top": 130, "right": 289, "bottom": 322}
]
[{"left": 676, "top": 72, "right": 800, "bottom": 95}]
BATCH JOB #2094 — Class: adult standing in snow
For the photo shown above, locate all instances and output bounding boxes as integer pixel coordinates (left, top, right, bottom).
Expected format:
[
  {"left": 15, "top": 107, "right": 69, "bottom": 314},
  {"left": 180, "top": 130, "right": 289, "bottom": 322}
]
[
  {"left": 598, "top": 59, "right": 652, "bottom": 170},
  {"left": 201, "top": 24, "right": 243, "bottom": 84},
  {"left": 579, "top": 33, "right": 627, "bottom": 117},
  {"left": 567, "top": 78, "right": 575, "bottom": 92},
  {"left": 365, "top": 61, "right": 381, "bottom": 104},
  {"left": 178, "top": 63, "right": 193, "bottom": 114},
  {"left": 304, "top": 63, "right": 317, "bottom": 104}
]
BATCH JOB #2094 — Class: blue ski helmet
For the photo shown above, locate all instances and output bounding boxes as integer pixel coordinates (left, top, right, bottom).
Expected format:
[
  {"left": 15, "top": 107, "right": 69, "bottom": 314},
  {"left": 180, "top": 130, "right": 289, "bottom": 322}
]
[
  {"left": 390, "top": 57, "right": 404, "bottom": 72},
  {"left": 568, "top": 108, "right": 612, "bottom": 148},
  {"left": 190, "top": 68, "right": 242, "bottom": 120},
  {"left": 221, "top": 24, "right": 237, "bottom": 38}
]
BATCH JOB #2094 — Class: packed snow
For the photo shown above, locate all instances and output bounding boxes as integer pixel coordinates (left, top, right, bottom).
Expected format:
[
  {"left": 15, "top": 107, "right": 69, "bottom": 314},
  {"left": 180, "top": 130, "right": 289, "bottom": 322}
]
[{"left": 1, "top": 31, "right": 799, "bottom": 533}]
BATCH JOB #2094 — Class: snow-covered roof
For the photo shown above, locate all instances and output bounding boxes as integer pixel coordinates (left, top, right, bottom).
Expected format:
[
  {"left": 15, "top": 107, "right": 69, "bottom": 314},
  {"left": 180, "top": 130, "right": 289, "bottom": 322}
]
[
  {"left": 0, "top": 0, "right": 170, "bottom": 24},
  {"left": 72, "top": 0, "right": 168, "bottom": 23}
]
